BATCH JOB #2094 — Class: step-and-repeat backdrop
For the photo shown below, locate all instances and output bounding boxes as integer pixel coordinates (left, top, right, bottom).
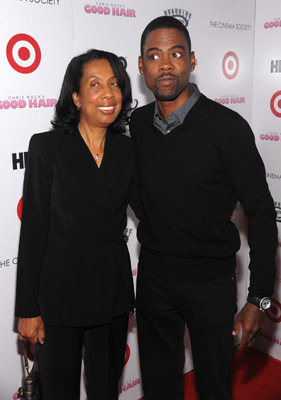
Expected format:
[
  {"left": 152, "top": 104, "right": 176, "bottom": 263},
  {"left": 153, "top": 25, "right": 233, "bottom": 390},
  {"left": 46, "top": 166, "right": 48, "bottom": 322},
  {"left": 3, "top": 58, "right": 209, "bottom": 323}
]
[
  {"left": 0, "top": 0, "right": 280, "bottom": 399},
  {"left": 250, "top": 0, "right": 281, "bottom": 361}
]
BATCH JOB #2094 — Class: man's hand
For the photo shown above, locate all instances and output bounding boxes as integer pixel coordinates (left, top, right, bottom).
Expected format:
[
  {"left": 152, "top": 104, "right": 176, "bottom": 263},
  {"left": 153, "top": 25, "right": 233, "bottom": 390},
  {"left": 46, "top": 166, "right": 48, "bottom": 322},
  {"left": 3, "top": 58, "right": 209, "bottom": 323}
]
[
  {"left": 18, "top": 316, "right": 45, "bottom": 344},
  {"left": 232, "top": 302, "right": 265, "bottom": 349}
]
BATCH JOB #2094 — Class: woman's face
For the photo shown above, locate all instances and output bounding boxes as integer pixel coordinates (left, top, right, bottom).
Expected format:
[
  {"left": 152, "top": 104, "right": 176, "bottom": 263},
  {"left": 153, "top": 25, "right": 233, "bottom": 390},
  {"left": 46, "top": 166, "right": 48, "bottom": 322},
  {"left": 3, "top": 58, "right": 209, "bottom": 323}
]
[{"left": 72, "top": 59, "right": 122, "bottom": 129}]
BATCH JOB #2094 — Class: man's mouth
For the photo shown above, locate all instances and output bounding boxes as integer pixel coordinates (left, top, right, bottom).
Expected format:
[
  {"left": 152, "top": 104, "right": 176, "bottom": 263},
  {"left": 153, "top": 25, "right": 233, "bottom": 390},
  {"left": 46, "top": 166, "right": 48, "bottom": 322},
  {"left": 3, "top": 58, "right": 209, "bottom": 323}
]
[{"left": 156, "top": 75, "right": 177, "bottom": 87}]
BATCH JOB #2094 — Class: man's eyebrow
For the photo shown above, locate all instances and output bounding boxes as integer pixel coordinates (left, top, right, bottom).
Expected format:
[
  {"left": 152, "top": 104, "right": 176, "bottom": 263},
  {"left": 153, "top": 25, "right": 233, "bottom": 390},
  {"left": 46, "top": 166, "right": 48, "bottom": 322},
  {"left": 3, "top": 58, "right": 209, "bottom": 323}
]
[
  {"left": 146, "top": 47, "right": 161, "bottom": 54},
  {"left": 146, "top": 45, "right": 186, "bottom": 55},
  {"left": 169, "top": 45, "right": 186, "bottom": 51}
]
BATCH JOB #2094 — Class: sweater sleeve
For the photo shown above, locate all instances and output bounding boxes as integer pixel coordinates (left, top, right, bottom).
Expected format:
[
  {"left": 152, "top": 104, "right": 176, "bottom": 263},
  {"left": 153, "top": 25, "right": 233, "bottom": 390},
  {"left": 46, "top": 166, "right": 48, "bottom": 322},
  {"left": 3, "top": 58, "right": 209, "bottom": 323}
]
[
  {"left": 15, "top": 133, "right": 53, "bottom": 317},
  {"left": 221, "top": 117, "right": 277, "bottom": 297}
]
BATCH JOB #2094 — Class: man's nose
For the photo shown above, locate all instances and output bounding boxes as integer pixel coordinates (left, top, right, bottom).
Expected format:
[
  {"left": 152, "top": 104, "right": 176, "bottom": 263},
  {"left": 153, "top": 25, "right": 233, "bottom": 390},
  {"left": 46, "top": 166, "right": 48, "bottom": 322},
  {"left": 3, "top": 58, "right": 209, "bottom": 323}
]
[{"left": 159, "top": 55, "right": 173, "bottom": 71}]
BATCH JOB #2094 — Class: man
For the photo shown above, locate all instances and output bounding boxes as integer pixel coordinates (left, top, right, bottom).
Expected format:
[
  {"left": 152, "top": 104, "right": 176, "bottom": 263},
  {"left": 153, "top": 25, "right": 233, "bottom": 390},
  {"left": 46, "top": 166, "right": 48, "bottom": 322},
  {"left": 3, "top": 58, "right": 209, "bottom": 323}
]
[{"left": 129, "top": 16, "right": 277, "bottom": 400}]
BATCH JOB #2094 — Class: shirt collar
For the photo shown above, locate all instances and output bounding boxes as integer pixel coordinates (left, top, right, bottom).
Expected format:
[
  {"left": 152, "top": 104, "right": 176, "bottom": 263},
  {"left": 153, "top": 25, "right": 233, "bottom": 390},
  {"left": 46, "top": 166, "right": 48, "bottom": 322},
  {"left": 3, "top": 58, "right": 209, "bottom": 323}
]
[{"left": 153, "top": 83, "right": 201, "bottom": 134}]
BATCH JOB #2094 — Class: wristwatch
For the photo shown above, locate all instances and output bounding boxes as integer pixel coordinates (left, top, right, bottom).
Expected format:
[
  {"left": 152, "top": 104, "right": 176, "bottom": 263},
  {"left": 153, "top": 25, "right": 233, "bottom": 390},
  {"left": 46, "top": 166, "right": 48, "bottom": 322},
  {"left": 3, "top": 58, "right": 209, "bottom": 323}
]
[{"left": 247, "top": 296, "right": 271, "bottom": 311}]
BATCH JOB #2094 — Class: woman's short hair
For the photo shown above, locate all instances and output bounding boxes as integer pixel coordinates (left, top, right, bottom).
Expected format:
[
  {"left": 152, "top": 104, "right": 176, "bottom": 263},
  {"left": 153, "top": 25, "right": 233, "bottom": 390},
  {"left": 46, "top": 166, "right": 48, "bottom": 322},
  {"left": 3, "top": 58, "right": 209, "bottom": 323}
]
[{"left": 51, "top": 49, "right": 133, "bottom": 134}]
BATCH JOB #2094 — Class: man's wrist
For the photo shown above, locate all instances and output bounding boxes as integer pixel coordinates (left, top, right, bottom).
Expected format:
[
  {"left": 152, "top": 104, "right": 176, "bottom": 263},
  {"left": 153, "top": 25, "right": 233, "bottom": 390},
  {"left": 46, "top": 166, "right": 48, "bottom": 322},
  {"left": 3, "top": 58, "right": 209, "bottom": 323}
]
[{"left": 247, "top": 295, "right": 271, "bottom": 311}]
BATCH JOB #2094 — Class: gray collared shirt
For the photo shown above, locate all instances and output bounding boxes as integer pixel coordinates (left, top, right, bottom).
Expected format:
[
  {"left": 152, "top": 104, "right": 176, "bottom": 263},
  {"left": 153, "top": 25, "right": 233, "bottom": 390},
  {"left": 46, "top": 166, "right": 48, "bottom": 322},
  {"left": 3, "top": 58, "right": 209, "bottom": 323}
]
[{"left": 153, "top": 83, "right": 201, "bottom": 135}]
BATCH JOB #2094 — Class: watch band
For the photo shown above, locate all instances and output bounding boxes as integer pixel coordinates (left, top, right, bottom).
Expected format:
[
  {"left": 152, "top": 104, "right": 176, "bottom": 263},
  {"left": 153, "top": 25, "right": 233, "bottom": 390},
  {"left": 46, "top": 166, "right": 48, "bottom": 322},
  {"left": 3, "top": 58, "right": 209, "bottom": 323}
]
[{"left": 247, "top": 296, "right": 271, "bottom": 311}]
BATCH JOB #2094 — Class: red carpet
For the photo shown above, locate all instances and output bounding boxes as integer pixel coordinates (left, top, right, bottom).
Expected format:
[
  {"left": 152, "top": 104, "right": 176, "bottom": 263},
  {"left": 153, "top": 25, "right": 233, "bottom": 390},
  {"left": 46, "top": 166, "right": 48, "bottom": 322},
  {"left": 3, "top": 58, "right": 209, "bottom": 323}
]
[
  {"left": 184, "top": 347, "right": 281, "bottom": 400},
  {"left": 141, "top": 347, "right": 281, "bottom": 399}
]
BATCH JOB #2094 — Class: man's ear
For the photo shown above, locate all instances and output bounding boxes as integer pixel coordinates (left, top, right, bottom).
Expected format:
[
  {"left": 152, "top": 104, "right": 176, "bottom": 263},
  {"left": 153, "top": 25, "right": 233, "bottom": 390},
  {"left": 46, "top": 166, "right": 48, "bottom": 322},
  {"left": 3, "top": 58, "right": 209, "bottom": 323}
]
[
  {"left": 138, "top": 56, "right": 144, "bottom": 75},
  {"left": 190, "top": 51, "right": 196, "bottom": 71}
]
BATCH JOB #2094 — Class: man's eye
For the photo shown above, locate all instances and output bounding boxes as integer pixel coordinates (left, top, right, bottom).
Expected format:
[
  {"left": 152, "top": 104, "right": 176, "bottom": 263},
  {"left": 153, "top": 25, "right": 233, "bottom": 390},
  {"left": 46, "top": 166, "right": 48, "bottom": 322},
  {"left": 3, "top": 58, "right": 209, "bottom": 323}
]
[
  {"left": 148, "top": 54, "right": 159, "bottom": 60},
  {"left": 172, "top": 52, "right": 182, "bottom": 58}
]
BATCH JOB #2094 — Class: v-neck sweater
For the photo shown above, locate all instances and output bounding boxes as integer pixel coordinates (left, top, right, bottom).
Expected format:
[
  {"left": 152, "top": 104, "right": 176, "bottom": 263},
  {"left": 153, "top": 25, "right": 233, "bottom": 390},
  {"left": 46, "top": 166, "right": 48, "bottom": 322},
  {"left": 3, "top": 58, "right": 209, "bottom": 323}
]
[{"left": 130, "top": 94, "right": 277, "bottom": 297}]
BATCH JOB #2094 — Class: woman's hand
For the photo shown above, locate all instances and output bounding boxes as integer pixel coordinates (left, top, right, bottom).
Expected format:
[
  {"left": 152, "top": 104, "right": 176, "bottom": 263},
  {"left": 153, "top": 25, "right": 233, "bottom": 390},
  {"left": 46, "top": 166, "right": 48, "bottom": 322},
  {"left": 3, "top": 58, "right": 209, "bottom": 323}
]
[{"left": 18, "top": 316, "right": 45, "bottom": 344}]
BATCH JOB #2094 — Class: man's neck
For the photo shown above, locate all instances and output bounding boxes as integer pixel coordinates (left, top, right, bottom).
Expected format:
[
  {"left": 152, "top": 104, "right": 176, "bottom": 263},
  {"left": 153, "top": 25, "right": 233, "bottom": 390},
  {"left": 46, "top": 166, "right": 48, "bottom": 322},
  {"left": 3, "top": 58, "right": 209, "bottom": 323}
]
[{"left": 156, "top": 86, "right": 192, "bottom": 121}]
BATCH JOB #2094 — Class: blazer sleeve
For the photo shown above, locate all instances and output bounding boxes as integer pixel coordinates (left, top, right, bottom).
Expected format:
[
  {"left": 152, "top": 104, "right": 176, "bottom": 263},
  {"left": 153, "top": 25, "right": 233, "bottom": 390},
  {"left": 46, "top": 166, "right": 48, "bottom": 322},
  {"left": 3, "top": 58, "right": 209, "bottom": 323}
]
[
  {"left": 128, "top": 113, "right": 143, "bottom": 221},
  {"left": 15, "top": 133, "right": 53, "bottom": 317}
]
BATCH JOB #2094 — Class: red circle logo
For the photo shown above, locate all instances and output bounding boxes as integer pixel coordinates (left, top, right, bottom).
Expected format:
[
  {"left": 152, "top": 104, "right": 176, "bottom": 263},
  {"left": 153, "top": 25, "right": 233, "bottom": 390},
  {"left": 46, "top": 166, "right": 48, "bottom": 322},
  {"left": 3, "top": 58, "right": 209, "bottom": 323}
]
[
  {"left": 17, "top": 197, "right": 22, "bottom": 221},
  {"left": 270, "top": 91, "right": 281, "bottom": 118},
  {"left": 6, "top": 34, "right": 41, "bottom": 74},
  {"left": 267, "top": 298, "right": 281, "bottom": 323},
  {"left": 222, "top": 51, "right": 239, "bottom": 80},
  {"left": 124, "top": 344, "right": 130, "bottom": 366}
]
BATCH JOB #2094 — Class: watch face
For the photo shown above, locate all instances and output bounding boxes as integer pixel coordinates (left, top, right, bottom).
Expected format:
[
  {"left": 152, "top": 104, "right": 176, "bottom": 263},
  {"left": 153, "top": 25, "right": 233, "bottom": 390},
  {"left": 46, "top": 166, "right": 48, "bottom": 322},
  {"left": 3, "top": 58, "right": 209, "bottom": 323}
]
[{"left": 261, "top": 298, "right": 271, "bottom": 310}]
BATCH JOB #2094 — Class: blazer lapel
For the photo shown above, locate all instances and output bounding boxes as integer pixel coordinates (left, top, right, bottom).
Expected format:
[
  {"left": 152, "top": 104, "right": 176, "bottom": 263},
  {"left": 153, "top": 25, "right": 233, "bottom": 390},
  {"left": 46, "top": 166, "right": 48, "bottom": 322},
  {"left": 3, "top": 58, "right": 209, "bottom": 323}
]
[
  {"left": 61, "top": 128, "right": 118, "bottom": 230},
  {"left": 94, "top": 131, "right": 122, "bottom": 232}
]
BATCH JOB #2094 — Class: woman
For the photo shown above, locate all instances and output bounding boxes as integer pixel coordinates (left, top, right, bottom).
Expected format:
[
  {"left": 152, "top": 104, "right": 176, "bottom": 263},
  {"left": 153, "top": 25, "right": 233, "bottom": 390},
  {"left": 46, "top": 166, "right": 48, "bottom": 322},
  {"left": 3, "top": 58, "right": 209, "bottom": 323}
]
[{"left": 15, "top": 49, "right": 136, "bottom": 400}]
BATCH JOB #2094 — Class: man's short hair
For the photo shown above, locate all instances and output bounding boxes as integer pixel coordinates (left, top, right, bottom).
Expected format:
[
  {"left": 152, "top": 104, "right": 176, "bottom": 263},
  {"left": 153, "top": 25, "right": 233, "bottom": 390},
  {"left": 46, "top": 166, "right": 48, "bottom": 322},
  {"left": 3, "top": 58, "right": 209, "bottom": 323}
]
[{"left": 140, "top": 16, "right": 192, "bottom": 57}]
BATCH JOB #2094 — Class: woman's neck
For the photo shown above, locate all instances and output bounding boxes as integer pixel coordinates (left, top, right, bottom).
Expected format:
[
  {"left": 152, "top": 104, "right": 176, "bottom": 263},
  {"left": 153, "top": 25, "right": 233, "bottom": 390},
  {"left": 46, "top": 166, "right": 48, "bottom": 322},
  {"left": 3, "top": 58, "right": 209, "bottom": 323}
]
[
  {"left": 78, "top": 121, "right": 107, "bottom": 146},
  {"left": 78, "top": 121, "right": 107, "bottom": 167}
]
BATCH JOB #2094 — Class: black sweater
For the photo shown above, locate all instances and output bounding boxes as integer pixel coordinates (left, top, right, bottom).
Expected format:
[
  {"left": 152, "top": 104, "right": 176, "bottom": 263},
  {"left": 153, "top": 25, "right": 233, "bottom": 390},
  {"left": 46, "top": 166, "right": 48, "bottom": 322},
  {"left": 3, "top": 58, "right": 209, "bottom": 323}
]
[{"left": 130, "top": 94, "right": 277, "bottom": 297}]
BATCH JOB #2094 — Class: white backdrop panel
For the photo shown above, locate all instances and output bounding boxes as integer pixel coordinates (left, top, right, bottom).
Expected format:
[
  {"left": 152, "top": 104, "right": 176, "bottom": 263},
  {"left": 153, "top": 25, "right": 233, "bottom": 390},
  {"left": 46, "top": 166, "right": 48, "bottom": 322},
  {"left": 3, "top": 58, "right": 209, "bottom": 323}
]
[
  {"left": 0, "top": 1, "right": 74, "bottom": 399},
  {"left": 0, "top": 0, "right": 280, "bottom": 399},
  {"left": 251, "top": 0, "right": 281, "bottom": 361}
]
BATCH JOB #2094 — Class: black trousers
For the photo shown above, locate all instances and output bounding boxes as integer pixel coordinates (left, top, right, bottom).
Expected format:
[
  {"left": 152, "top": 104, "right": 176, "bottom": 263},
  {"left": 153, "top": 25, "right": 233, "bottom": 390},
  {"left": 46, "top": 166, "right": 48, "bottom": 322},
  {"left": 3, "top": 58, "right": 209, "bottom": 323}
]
[
  {"left": 38, "top": 314, "right": 128, "bottom": 400},
  {"left": 136, "top": 268, "right": 237, "bottom": 400}
]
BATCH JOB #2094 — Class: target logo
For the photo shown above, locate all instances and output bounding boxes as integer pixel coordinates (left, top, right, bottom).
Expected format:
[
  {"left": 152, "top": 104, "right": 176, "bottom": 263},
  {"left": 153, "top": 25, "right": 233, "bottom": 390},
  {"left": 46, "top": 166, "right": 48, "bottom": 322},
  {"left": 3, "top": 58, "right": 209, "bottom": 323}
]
[
  {"left": 222, "top": 51, "right": 239, "bottom": 80},
  {"left": 6, "top": 34, "right": 41, "bottom": 74},
  {"left": 124, "top": 344, "right": 130, "bottom": 366},
  {"left": 17, "top": 197, "right": 23, "bottom": 221},
  {"left": 267, "top": 298, "right": 281, "bottom": 323},
  {"left": 270, "top": 91, "right": 281, "bottom": 118}
]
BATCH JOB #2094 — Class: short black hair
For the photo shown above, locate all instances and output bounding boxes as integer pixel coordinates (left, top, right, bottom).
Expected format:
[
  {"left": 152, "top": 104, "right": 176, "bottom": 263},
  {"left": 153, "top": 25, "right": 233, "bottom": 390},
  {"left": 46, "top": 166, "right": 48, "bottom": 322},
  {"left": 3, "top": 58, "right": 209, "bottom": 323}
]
[
  {"left": 51, "top": 49, "right": 133, "bottom": 134},
  {"left": 140, "top": 16, "right": 192, "bottom": 57}
]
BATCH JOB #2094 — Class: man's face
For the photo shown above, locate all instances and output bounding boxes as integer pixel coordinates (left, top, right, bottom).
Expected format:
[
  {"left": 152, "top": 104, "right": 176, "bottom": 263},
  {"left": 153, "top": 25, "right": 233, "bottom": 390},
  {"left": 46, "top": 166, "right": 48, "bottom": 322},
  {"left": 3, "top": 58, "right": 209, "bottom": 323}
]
[{"left": 139, "top": 28, "right": 195, "bottom": 103}]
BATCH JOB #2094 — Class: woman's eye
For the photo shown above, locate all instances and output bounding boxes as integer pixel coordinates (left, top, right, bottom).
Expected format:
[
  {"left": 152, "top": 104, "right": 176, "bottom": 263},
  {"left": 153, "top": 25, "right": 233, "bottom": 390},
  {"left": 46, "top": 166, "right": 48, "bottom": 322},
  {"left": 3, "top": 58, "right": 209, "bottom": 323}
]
[
  {"left": 111, "top": 82, "right": 118, "bottom": 86},
  {"left": 91, "top": 82, "right": 99, "bottom": 87}
]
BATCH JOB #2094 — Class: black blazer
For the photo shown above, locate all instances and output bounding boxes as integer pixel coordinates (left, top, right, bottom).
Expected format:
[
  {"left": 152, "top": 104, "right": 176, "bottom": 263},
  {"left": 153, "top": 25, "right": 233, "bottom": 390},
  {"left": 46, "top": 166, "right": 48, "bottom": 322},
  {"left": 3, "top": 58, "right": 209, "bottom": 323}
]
[{"left": 15, "top": 128, "right": 135, "bottom": 327}]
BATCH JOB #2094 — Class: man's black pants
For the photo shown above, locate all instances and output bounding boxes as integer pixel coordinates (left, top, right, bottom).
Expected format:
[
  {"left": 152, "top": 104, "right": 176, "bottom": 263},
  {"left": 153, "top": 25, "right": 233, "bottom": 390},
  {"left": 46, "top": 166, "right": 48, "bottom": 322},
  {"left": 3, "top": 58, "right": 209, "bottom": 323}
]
[{"left": 136, "top": 267, "right": 237, "bottom": 400}]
